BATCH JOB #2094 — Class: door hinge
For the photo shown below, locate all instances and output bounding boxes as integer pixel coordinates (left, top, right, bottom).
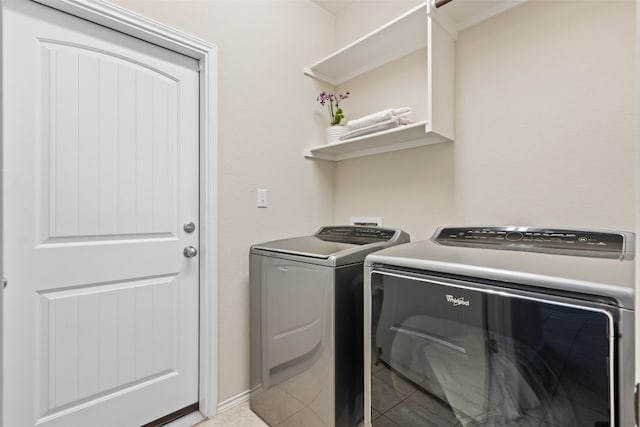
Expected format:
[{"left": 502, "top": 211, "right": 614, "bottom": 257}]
[{"left": 197, "top": 62, "right": 203, "bottom": 72}]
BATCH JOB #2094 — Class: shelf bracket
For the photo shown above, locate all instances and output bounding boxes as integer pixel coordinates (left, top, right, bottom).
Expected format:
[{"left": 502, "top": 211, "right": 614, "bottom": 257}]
[{"left": 428, "top": 3, "right": 459, "bottom": 41}]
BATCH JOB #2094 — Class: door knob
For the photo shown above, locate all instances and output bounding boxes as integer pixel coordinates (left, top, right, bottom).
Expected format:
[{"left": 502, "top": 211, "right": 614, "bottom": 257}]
[{"left": 183, "top": 246, "right": 198, "bottom": 258}]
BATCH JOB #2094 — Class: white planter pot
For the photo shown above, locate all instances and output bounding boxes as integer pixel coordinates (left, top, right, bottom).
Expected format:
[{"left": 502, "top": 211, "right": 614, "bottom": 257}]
[{"left": 326, "top": 125, "right": 349, "bottom": 144}]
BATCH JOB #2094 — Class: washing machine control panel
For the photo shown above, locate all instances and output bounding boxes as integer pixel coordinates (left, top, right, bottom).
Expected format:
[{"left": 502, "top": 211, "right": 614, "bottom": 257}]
[
  {"left": 316, "top": 226, "right": 397, "bottom": 245},
  {"left": 432, "top": 226, "right": 634, "bottom": 259}
]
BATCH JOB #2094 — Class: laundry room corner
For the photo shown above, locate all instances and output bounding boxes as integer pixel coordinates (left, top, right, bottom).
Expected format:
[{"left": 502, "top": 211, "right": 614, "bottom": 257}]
[
  {"left": 329, "top": 0, "right": 456, "bottom": 240},
  {"left": 330, "top": 0, "right": 636, "bottom": 242}
]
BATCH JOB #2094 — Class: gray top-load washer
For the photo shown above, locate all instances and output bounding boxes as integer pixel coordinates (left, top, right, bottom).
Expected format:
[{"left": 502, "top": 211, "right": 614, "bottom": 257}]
[{"left": 249, "top": 225, "right": 410, "bottom": 427}]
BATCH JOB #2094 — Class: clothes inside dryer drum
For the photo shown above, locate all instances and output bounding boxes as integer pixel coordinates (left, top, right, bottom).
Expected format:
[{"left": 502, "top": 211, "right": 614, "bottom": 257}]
[{"left": 371, "top": 271, "right": 615, "bottom": 427}]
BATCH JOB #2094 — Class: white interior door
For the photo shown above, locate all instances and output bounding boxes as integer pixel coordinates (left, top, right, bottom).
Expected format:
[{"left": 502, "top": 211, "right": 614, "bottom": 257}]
[{"left": 3, "top": 0, "right": 200, "bottom": 426}]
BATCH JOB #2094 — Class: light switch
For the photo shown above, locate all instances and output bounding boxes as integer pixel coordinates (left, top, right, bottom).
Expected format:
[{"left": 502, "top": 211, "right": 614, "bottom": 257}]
[{"left": 257, "top": 189, "right": 268, "bottom": 208}]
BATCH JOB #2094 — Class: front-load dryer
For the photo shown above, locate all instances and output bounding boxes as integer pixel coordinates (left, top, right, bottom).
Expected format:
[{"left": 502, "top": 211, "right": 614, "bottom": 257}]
[{"left": 364, "top": 226, "right": 634, "bottom": 427}]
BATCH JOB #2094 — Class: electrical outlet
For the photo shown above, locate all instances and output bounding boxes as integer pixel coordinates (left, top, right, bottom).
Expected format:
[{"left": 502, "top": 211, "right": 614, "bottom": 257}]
[{"left": 257, "top": 189, "right": 268, "bottom": 208}]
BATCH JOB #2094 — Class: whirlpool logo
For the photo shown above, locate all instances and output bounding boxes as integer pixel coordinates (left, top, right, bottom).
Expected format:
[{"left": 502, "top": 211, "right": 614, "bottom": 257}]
[{"left": 446, "top": 294, "right": 470, "bottom": 307}]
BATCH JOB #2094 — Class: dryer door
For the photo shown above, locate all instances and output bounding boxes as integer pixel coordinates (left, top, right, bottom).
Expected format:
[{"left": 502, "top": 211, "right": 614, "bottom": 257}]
[{"left": 369, "top": 270, "right": 615, "bottom": 427}]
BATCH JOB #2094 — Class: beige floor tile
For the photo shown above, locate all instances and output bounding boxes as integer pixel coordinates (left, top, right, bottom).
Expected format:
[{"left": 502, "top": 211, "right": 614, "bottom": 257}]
[{"left": 195, "top": 402, "right": 268, "bottom": 427}]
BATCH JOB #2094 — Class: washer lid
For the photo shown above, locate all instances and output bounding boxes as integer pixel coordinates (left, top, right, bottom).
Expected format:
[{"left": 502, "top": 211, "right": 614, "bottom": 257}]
[
  {"left": 251, "top": 236, "right": 356, "bottom": 259},
  {"left": 251, "top": 225, "right": 410, "bottom": 260}
]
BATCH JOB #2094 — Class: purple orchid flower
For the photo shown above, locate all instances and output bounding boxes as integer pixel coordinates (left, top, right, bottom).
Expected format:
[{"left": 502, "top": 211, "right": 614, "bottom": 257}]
[{"left": 317, "top": 91, "right": 350, "bottom": 125}]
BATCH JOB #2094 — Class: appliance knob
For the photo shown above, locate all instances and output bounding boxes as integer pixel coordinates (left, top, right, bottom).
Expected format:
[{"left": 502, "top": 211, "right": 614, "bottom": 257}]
[{"left": 505, "top": 232, "right": 524, "bottom": 241}]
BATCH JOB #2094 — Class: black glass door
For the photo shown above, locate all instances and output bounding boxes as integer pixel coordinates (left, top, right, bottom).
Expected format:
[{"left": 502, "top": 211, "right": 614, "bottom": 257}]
[{"left": 370, "top": 271, "right": 614, "bottom": 427}]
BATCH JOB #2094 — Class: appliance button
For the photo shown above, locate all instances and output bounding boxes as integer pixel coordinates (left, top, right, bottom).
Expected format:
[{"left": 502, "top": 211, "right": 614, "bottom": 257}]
[{"left": 505, "top": 232, "right": 524, "bottom": 241}]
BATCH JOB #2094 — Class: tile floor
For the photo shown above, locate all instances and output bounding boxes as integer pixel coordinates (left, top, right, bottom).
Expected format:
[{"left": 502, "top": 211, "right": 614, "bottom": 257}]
[
  {"left": 370, "top": 361, "right": 459, "bottom": 427},
  {"left": 194, "top": 403, "right": 268, "bottom": 427}
]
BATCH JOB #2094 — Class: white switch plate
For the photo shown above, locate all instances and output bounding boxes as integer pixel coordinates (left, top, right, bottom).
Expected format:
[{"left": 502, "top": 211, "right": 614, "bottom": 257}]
[
  {"left": 350, "top": 216, "right": 383, "bottom": 226},
  {"left": 257, "top": 189, "right": 268, "bottom": 208}
]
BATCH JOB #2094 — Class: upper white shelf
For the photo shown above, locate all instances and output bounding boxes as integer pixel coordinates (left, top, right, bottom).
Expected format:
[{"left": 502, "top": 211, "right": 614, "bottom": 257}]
[
  {"left": 304, "top": 120, "right": 451, "bottom": 161},
  {"left": 303, "top": 0, "right": 529, "bottom": 161},
  {"left": 303, "top": 0, "right": 530, "bottom": 86},
  {"left": 304, "top": 2, "right": 428, "bottom": 85}
]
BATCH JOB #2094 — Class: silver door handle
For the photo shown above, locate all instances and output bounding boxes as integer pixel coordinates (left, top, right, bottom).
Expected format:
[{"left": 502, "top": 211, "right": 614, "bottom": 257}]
[{"left": 183, "top": 246, "right": 198, "bottom": 258}]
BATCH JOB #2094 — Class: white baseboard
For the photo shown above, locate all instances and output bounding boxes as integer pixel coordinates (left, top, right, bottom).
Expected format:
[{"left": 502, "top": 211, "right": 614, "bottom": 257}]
[{"left": 216, "top": 388, "right": 252, "bottom": 414}]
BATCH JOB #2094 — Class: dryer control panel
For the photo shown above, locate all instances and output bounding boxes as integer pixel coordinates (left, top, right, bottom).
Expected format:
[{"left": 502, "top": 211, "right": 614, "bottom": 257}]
[{"left": 432, "top": 226, "right": 635, "bottom": 260}]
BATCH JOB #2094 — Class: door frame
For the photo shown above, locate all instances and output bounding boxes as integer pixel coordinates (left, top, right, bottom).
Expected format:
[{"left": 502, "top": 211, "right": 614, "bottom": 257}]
[
  {"left": 0, "top": 0, "right": 219, "bottom": 422},
  {"left": 636, "top": 1, "right": 640, "bottom": 423}
]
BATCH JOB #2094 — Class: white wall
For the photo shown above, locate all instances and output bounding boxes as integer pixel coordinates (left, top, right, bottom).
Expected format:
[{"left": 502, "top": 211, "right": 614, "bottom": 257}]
[
  {"left": 334, "top": 0, "right": 636, "bottom": 241},
  {"left": 110, "top": 0, "right": 336, "bottom": 404},
  {"left": 454, "top": 0, "right": 635, "bottom": 230},
  {"left": 334, "top": 0, "right": 423, "bottom": 46}
]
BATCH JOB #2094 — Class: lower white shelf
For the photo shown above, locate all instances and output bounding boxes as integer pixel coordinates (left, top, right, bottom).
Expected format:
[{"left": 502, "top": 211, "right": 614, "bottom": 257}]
[{"left": 304, "top": 120, "right": 451, "bottom": 161}]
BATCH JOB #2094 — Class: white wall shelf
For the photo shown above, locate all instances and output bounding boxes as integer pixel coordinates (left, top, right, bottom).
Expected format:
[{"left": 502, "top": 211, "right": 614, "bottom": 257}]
[
  {"left": 304, "top": 121, "right": 451, "bottom": 161},
  {"left": 304, "top": 1, "right": 455, "bottom": 162},
  {"left": 303, "top": 0, "right": 530, "bottom": 85},
  {"left": 303, "top": 2, "right": 428, "bottom": 86},
  {"left": 303, "top": 0, "right": 530, "bottom": 163}
]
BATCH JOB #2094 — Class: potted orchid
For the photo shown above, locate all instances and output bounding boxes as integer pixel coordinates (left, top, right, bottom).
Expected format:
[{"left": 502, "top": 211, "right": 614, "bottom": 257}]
[{"left": 317, "top": 91, "right": 350, "bottom": 144}]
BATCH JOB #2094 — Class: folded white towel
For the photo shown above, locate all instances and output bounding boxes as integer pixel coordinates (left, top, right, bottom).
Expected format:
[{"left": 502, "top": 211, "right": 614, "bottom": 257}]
[
  {"left": 340, "top": 116, "right": 416, "bottom": 141},
  {"left": 340, "top": 118, "right": 400, "bottom": 140},
  {"left": 391, "top": 107, "right": 411, "bottom": 115},
  {"left": 347, "top": 107, "right": 411, "bottom": 131},
  {"left": 397, "top": 116, "right": 415, "bottom": 126}
]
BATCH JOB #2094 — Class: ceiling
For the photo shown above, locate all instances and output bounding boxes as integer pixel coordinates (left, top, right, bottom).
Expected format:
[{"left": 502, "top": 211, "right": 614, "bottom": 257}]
[{"left": 310, "top": 0, "right": 354, "bottom": 15}]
